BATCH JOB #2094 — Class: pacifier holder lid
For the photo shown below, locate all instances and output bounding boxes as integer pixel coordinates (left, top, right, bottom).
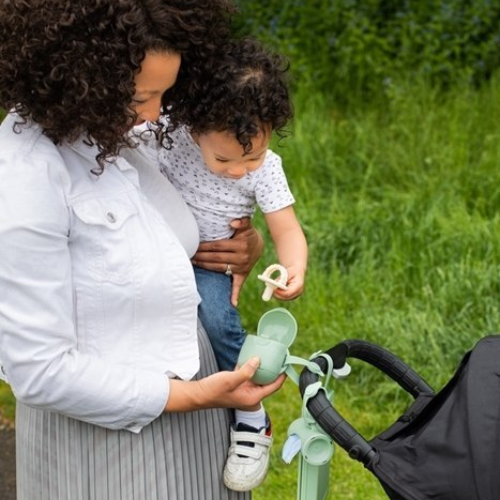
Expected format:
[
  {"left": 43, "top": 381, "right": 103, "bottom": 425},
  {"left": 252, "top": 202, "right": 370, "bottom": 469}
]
[{"left": 257, "top": 307, "right": 297, "bottom": 347}]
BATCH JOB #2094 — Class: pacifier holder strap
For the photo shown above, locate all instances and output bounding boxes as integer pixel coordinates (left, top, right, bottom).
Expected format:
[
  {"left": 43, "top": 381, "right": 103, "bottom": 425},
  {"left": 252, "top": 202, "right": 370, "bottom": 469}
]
[{"left": 285, "top": 355, "right": 326, "bottom": 386}]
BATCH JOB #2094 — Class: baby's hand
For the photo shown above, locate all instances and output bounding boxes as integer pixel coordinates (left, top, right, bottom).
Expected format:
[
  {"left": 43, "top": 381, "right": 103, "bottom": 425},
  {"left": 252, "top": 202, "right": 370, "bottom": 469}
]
[{"left": 273, "top": 265, "right": 305, "bottom": 300}]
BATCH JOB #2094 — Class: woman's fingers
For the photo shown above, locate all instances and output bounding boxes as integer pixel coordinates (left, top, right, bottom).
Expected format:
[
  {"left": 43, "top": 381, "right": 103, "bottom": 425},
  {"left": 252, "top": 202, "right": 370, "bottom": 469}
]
[{"left": 192, "top": 218, "right": 263, "bottom": 274}]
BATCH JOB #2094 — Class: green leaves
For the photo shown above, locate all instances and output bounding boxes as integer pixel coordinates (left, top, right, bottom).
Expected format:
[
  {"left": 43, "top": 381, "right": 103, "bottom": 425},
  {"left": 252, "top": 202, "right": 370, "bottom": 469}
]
[{"left": 233, "top": 0, "right": 500, "bottom": 97}]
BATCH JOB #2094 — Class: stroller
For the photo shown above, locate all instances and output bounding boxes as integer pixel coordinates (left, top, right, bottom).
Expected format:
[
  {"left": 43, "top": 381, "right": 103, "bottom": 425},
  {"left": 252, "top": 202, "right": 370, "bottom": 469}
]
[{"left": 299, "top": 335, "right": 500, "bottom": 500}]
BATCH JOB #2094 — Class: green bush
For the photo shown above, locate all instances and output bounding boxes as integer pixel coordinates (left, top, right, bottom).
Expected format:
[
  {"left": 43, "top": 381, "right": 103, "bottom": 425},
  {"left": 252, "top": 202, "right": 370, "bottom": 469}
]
[{"left": 233, "top": 0, "right": 500, "bottom": 99}]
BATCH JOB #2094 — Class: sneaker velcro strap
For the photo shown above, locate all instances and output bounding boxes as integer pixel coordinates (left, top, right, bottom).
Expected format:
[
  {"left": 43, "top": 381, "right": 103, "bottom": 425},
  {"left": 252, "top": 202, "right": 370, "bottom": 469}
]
[
  {"left": 230, "top": 444, "right": 263, "bottom": 459},
  {"left": 232, "top": 431, "right": 273, "bottom": 447}
]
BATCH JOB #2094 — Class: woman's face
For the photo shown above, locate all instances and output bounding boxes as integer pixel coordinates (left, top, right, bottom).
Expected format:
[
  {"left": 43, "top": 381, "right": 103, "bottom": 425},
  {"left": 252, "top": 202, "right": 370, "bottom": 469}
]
[{"left": 131, "top": 51, "right": 181, "bottom": 126}]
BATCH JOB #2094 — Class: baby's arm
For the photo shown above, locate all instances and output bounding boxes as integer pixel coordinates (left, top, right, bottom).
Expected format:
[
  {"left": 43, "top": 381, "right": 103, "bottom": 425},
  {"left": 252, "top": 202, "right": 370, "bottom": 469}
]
[{"left": 264, "top": 206, "right": 308, "bottom": 300}]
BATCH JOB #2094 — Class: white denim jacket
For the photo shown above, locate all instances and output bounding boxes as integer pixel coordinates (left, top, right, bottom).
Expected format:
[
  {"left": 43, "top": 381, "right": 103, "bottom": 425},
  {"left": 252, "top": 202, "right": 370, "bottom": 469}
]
[{"left": 0, "top": 114, "right": 201, "bottom": 432}]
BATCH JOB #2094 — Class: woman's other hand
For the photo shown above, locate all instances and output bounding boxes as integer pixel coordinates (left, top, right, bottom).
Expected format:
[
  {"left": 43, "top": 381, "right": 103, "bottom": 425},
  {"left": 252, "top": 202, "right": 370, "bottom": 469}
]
[{"left": 165, "top": 357, "right": 286, "bottom": 412}]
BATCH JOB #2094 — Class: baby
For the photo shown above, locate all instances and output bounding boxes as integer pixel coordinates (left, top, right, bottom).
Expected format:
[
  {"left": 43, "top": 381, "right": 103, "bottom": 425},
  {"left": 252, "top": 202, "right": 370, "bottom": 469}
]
[{"left": 159, "top": 37, "right": 308, "bottom": 491}]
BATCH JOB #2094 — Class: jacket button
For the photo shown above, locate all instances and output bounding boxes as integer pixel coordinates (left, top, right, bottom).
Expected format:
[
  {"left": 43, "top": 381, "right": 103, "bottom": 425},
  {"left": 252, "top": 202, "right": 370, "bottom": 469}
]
[{"left": 106, "top": 212, "right": 117, "bottom": 223}]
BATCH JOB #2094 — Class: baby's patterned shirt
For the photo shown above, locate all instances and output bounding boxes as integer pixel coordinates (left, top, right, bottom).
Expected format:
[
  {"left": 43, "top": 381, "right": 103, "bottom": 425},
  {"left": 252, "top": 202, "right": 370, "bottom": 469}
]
[{"left": 158, "top": 125, "right": 295, "bottom": 241}]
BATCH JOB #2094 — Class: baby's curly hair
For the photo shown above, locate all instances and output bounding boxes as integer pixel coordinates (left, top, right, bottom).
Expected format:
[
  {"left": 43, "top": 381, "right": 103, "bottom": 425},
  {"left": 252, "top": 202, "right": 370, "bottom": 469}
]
[
  {"left": 165, "top": 37, "right": 293, "bottom": 154},
  {"left": 0, "top": 0, "right": 235, "bottom": 168}
]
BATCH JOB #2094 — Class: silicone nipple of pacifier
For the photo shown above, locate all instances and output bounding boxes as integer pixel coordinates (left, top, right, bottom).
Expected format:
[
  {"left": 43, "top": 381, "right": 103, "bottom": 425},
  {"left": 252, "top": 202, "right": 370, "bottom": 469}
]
[{"left": 257, "top": 264, "right": 289, "bottom": 301}]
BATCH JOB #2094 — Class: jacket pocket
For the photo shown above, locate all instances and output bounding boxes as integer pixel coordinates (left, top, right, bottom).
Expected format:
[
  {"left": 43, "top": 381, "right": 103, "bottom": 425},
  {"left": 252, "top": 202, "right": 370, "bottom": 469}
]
[{"left": 70, "top": 198, "right": 138, "bottom": 284}]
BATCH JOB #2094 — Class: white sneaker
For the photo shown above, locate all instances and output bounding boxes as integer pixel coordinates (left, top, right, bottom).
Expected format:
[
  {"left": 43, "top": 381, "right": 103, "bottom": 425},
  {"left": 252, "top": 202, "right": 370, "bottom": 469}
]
[{"left": 223, "top": 418, "right": 273, "bottom": 491}]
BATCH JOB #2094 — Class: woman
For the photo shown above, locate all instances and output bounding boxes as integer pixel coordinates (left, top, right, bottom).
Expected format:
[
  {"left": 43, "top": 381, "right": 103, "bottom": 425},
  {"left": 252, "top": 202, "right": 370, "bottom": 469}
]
[{"left": 0, "top": 1, "right": 285, "bottom": 499}]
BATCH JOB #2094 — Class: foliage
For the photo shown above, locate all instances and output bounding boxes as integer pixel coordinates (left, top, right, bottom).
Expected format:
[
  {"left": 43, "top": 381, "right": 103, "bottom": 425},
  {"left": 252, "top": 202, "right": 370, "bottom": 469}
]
[
  {"left": 239, "top": 73, "right": 500, "bottom": 498},
  {"left": 233, "top": 0, "right": 500, "bottom": 100},
  {"left": 0, "top": 381, "right": 15, "bottom": 421}
]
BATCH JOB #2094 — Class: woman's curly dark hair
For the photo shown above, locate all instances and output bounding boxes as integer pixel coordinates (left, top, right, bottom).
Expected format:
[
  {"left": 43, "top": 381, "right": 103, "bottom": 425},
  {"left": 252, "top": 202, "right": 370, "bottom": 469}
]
[
  {"left": 0, "top": 0, "right": 235, "bottom": 169},
  {"left": 165, "top": 37, "right": 293, "bottom": 154}
]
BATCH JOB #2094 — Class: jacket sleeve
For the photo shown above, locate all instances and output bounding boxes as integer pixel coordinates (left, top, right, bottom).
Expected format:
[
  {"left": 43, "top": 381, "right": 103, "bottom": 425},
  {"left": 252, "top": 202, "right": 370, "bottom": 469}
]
[{"left": 0, "top": 144, "right": 169, "bottom": 432}]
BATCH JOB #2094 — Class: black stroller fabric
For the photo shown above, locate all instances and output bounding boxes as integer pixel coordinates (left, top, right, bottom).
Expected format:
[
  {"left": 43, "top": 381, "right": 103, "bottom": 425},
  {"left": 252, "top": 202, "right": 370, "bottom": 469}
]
[{"left": 299, "top": 335, "right": 500, "bottom": 500}]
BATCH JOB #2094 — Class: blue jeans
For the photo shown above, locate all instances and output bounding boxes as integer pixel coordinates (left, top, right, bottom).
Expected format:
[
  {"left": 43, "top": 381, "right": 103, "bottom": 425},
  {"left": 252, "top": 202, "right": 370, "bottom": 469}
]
[{"left": 194, "top": 266, "right": 247, "bottom": 371}]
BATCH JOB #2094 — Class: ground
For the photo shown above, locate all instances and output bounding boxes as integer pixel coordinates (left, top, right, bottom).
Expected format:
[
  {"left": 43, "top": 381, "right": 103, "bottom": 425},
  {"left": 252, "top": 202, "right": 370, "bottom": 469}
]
[{"left": 0, "top": 414, "right": 15, "bottom": 500}]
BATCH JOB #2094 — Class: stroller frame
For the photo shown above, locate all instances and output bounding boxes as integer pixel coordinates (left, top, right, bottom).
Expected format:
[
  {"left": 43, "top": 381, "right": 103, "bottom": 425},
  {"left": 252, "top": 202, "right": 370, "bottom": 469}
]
[
  {"left": 240, "top": 308, "right": 500, "bottom": 499},
  {"left": 298, "top": 336, "right": 500, "bottom": 500}
]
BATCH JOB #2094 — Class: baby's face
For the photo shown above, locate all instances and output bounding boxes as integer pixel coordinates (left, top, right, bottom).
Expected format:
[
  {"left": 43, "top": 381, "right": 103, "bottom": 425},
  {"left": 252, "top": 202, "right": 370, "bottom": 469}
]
[{"left": 194, "top": 129, "right": 270, "bottom": 179}]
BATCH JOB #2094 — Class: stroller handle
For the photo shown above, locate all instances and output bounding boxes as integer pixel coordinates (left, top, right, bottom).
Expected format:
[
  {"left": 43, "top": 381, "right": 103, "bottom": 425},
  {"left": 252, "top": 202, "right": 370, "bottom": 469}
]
[
  {"left": 299, "top": 339, "right": 434, "bottom": 466},
  {"left": 327, "top": 339, "right": 434, "bottom": 397}
]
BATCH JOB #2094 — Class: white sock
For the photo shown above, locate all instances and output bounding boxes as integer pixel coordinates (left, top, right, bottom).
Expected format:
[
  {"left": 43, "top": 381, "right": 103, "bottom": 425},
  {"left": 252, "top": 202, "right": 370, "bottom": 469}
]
[{"left": 235, "top": 405, "right": 266, "bottom": 430}]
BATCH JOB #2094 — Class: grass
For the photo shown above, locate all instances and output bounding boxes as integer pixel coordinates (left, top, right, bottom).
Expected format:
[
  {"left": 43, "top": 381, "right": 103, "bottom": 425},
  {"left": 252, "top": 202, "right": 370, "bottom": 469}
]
[
  {"left": 238, "top": 74, "right": 500, "bottom": 499},
  {"left": 2, "top": 73, "right": 500, "bottom": 499},
  {"left": 0, "top": 381, "right": 15, "bottom": 421}
]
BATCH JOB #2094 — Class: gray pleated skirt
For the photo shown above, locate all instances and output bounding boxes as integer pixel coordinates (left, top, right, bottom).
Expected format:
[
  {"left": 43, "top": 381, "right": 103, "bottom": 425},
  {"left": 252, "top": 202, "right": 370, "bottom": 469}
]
[{"left": 15, "top": 325, "right": 251, "bottom": 500}]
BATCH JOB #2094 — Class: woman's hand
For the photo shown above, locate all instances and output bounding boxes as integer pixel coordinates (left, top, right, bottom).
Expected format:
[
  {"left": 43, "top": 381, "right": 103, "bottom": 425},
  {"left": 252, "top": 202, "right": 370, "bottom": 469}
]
[
  {"left": 191, "top": 217, "right": 264, "bottom": 305},
  {"left": 192, "top": 217, "right": 263, "bottom": 274},
  {"left": 165, "top": 357, "right": 286, "bottom": 412}
]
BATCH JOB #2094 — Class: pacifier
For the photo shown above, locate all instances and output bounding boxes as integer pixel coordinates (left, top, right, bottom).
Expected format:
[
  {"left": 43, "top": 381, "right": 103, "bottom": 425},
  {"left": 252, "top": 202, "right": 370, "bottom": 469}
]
[{"left": 257, "top": 264, "right": 288, "bottom": 301}]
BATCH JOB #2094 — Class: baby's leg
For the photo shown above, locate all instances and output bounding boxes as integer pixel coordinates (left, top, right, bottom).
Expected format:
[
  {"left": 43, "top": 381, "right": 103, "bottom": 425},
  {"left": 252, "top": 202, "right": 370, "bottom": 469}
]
[
  {"left": 194, "top": 267, "right": 271, "bottom": 490},
  {"left": 194, "top": 266, "right": 246, "bottom": 372}
]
